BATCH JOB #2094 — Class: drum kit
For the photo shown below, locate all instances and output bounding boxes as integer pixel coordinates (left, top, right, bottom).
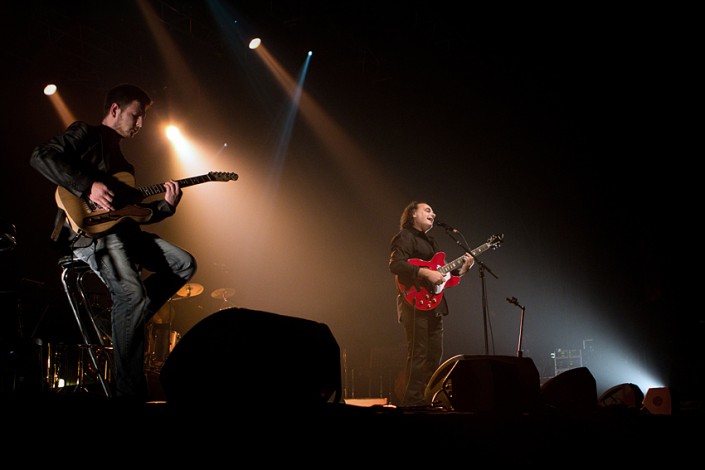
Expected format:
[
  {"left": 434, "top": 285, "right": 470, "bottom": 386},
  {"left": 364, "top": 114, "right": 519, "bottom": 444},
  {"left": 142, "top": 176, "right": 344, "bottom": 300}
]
[
  {"left": 43, "top": 279, "right": 237, "bottom": 392},
  {"left": 146, "top": 282, "right": 236, "bottom": 371}
]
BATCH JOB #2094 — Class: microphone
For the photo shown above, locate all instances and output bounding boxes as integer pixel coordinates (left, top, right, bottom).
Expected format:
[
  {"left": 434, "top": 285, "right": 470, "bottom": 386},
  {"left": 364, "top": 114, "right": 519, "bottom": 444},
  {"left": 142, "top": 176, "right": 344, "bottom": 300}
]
[
  {"left": 506, "top": 296, "right": 525, "bottom": 309},
  {"left": 435, "top": 221, "right": 458, "bottom": 233}
]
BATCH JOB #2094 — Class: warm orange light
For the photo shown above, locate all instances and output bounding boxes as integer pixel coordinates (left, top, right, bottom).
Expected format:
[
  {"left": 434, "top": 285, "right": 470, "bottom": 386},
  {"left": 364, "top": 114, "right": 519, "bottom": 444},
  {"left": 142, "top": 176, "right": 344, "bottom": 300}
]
[
  {"left": 165, "top": 125, "right": 183, "bottom": 143},
  {"left": 43, "top": 84, "right": 75, "bottom": 126}
]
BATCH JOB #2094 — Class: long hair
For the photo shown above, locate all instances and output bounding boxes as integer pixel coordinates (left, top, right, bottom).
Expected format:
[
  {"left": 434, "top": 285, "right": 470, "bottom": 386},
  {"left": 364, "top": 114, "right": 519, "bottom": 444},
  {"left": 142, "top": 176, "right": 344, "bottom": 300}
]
[{"left": 399, "top": 200, "right": 427, "bottom": 230}]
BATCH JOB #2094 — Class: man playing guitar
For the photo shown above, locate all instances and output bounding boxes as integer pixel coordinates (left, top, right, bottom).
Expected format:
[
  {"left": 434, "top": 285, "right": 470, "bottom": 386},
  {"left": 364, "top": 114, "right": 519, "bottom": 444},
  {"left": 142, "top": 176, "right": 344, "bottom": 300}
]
[{"left": 388, "top": 201, "right": 474, "bottom": 407}]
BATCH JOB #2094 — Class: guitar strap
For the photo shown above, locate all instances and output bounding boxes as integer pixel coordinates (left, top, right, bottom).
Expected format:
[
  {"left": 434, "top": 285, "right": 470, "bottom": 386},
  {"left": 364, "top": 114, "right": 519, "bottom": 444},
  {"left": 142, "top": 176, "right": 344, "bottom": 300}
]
[
  {"left": 50, "top": 207, "right": 85, "bottom": 247},
  {"left": 50, "top": 208, "right": 67, "bottom": 242}
]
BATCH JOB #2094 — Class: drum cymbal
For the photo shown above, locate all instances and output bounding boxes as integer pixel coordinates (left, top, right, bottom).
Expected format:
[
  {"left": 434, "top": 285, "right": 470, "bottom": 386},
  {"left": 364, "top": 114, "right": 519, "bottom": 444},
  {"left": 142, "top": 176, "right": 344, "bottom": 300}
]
[
  {"left": 176, "top": 283, "right": 204, "bottom": 298},
  {"left": 211, "top": 287, "right": 235, "bottom": 299}
]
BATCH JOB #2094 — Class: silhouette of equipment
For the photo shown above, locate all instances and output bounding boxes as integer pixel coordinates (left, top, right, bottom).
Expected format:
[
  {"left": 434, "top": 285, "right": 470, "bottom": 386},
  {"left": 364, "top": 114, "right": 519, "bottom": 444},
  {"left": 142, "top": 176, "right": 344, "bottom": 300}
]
[{"left": 160, "top": 307, "right": 342, "bottom": 413}]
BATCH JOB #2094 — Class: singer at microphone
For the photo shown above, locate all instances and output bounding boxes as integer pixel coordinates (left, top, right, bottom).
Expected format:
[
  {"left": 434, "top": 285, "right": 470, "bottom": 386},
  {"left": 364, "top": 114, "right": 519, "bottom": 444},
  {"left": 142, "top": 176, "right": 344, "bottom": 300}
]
[
  {"left": 435, "top": 220, "right": 458, "bottom": 233},
  {"left": 388, "top": 201, "right": 476, "bottom": 407}
]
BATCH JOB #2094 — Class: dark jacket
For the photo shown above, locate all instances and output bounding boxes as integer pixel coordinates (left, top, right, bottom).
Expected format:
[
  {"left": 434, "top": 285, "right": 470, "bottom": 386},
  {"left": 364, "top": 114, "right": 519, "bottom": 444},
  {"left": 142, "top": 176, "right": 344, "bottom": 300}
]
[
  {"left": 30, "top": 121, "right": 175, "bottom": 247},
  {"left": 389, "top": 227, "right": 451, "bottom": 317}
]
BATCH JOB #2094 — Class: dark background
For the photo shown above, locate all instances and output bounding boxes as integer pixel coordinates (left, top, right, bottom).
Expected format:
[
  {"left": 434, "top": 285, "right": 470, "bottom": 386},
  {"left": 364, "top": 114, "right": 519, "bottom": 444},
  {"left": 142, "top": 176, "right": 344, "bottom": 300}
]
[{"left": 1, "top": 1, "right": 700, "bottom": 400}]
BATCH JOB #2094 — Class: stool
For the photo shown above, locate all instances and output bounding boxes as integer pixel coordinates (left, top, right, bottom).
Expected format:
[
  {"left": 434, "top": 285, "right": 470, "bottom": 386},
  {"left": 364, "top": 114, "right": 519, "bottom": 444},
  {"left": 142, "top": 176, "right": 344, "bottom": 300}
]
[{"left": 57, "top": 256, "right": 113, "bottom": 397}]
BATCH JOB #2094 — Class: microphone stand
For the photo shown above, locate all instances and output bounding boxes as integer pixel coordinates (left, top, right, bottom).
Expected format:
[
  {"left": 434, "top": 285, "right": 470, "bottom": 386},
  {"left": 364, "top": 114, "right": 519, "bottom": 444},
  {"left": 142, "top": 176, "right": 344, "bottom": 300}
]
[
  {"left": 506, "top": 297, "right": 525, "bottom": 358},
  {"left": 442, "top": 228, "right": 499, "bottom": 355}
]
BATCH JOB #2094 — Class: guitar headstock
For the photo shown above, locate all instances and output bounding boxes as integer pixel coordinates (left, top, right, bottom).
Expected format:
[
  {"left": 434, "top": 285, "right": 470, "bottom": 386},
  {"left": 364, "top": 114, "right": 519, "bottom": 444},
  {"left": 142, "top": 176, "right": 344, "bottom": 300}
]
[
  {"left": 208, "top": 171, "right": 239, "bottom": 182},
  {"left": 487, "top": 233, "right": 504, "bottom": 249}
]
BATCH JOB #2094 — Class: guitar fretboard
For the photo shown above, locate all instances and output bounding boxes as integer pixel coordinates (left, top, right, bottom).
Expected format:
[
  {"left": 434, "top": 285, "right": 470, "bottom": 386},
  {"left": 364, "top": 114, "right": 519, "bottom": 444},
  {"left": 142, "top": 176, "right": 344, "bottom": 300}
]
[
  {"left": 138, "top": 175, "right": 213, "bottom": 197},
  {"left": 437, "top": 237, "right": 503, "bottom": 274}
]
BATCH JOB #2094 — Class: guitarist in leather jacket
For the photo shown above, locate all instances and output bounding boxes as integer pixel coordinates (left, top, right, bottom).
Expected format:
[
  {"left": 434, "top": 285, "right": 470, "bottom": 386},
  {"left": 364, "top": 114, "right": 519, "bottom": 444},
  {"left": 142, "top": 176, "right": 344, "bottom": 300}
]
[
  {"left": 30, "top": 84, "right": 197, "bottom": 401},
  {"left": 389, "top": 201, "right": 474, "bottom": 407}
]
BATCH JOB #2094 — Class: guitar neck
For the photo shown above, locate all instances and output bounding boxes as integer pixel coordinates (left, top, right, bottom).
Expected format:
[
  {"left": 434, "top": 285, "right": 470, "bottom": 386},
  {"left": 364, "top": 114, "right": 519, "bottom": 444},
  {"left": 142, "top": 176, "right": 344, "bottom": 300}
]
[
  {"left": 438, "top": 255, "right": 466, "bottom": 275},
  {"left": 438, "top": 241, "right": 496, "bottom": 274},
  {"left": 138, "top": 174, "right": 215, "bottom": 198}
]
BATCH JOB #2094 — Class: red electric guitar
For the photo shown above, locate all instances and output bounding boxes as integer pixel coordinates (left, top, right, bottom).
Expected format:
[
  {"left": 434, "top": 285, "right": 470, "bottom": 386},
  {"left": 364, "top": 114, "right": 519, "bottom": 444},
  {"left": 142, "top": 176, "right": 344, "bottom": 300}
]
[{"left": 395, "top": 234, "right": 503, "bottom": 310}]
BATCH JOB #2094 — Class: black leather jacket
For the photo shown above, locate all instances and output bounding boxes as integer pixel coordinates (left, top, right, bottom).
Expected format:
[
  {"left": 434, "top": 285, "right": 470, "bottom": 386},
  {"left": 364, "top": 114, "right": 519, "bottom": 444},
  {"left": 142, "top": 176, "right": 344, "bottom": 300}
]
[{"left": 30, "top": 121, "right": 175, "bottom": 246}]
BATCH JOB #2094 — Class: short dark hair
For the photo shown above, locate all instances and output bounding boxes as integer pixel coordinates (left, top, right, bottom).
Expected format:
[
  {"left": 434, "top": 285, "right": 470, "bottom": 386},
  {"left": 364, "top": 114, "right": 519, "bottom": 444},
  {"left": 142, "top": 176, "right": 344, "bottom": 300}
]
[{"left": 103, "top": 84, "right": 153, "bottom": 116}]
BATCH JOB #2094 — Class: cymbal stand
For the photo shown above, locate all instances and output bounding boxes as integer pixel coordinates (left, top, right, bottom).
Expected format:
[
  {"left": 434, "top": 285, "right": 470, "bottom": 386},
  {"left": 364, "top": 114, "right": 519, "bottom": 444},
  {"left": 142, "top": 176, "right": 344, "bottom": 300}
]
[
  {"left": 211, "top": 288, "right": 235, "bottom": 311},
  {"left": 217, "top": 294, "right": 233, "bottom": 311}
]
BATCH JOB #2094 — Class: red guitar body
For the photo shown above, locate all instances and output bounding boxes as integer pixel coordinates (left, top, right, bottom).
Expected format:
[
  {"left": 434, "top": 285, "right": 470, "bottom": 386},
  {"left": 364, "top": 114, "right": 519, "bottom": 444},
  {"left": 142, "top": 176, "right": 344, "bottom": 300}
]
[
  {"left": 394, "top": 234, "right": 503, "bottom": 311},
  {"left": 395, "top": 252, "right": 461, "bottom": 311}
]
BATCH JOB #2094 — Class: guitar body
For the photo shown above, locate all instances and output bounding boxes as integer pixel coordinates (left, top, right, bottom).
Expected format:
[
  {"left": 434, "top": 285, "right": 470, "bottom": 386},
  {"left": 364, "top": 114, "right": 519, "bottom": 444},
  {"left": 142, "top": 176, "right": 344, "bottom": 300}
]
[
  {"left": 55, "top": 172, "right": 153, "bottom": 237},
  {"left": 395, "top": 234, "right": 504, "bottom": 311},
  {"left": 395, "top": 252, "right": 461, "bottom": 311},
  {"left": 55, "top": 170, "right": 238, "bottom": 237}
]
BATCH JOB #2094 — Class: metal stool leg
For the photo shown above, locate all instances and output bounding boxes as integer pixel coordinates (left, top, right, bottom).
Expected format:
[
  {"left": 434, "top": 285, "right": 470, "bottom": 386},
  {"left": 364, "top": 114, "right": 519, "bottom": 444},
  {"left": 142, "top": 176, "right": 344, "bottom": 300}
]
[{"left": 58, "top": 257, "right": 113, "bottom": 397}]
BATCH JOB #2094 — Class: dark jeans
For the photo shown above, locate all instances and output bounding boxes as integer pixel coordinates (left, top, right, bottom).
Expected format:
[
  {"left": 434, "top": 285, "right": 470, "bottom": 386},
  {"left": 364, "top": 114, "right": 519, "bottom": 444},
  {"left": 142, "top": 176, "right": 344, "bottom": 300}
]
[
  {"left": 400, "top": 305, "right": 443, "bottom": 407},
  {"left": 73, "top": 228, "right": 196, "bottom": 398}
]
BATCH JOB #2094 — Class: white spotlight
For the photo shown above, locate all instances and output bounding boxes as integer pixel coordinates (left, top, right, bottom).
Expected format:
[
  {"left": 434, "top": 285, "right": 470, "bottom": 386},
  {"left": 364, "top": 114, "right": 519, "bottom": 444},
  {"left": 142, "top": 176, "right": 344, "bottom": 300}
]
[
  {"left": 248, "top": 38, "right": 261, "bottom": 50},
  {"left": 43, "top": 84, "right": 57, "bottom": 96}
]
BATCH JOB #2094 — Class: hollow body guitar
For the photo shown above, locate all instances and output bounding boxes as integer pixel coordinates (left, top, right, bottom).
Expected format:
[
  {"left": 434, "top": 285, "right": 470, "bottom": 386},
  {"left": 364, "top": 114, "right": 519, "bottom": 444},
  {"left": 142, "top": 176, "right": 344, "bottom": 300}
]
[{"left": 396, "top": 234, "right": 503, "bottom": 311}]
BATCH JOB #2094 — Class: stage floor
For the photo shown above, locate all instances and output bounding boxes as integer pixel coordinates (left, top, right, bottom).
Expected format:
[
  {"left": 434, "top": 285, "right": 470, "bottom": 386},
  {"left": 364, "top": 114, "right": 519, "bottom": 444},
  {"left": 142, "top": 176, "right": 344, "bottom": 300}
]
[{"left": 2, "top": 392, "right": 702, "bottom": 465}]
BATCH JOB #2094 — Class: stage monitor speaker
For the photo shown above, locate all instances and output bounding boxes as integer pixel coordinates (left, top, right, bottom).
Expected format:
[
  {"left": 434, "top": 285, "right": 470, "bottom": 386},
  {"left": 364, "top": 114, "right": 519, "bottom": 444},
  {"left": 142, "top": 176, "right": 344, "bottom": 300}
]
[
  {"left": 598, "top": 383, "right": 644, "bottom": 409},
  {"left": 642, "top": 387, "right": 673, "bottom": 415},
  {"left": 160, "top": 307, "right": 342, "bottom": 412},
  {"left": 424, "top": 355, "right": 540, "bottom": 414},
  {"left": 541, "top": 367, "right": 597, "bottom": 415}
]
